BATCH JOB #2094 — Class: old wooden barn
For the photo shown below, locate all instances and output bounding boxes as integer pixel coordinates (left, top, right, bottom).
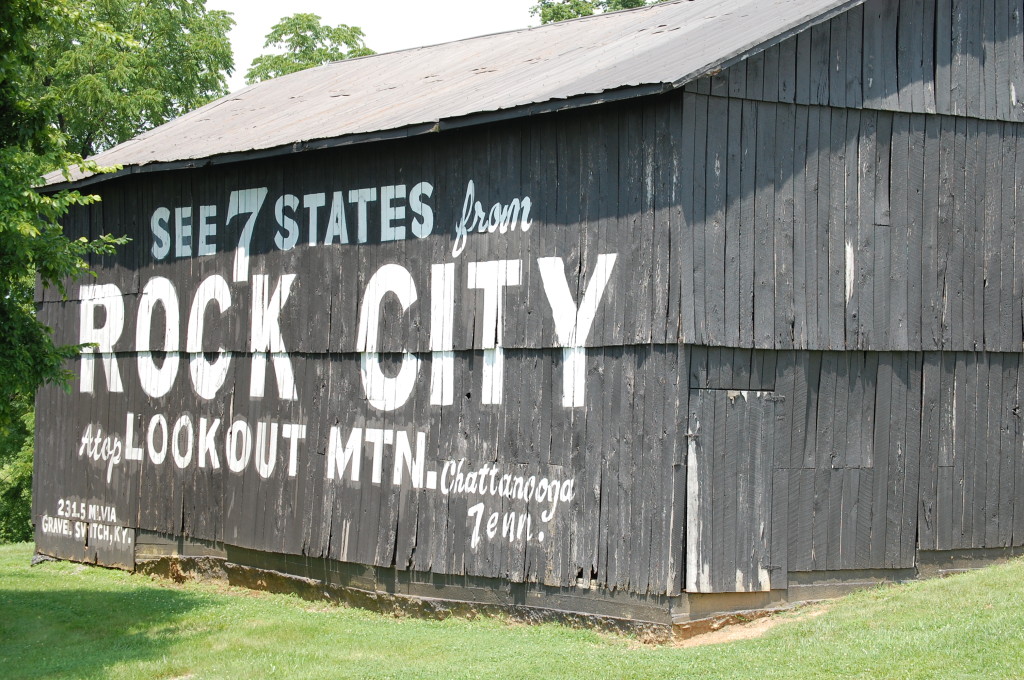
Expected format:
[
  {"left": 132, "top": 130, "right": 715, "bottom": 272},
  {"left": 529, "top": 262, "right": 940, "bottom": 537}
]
[{"left": 34, "top": 0, "right": 1024, "bottom": 631}]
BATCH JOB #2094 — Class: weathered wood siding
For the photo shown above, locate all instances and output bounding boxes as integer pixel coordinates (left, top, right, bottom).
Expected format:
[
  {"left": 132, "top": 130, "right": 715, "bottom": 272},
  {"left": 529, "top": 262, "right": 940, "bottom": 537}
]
[
  {"left": 33, "top": 0, "right": 1024, "bottom": 607},
  {"left": 39, "top": 95, "right": 1024, "bottom": 355},
  {"left": 700, "top": 0, "right": 1024, "bottom": 122}
]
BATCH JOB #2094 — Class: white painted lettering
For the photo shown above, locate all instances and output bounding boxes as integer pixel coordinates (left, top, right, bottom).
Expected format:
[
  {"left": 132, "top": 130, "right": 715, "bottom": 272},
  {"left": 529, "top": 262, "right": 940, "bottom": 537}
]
[
  {"left": 198, "top": 205, "right": 218, "bottom": 256},
  {"left": 226, "top": 187, "right": 268, "bottom": 282},
  {"left": 174, "top": 207, "right": 193, "bottom": 258},
  {"left": 186, "top": 274, "right": 232, "bottom": 400},
  {"left": 227, "top": 419, "right": 252, "bottom": 473},
  {"left": 303, "top": 192, "right": 326, "bottom": 246},
  {"left": 78, "top": 284, "right": 125, "bottom": 393},
  {"left": 364, "top": 428, "right": 393, "bottom": 485},
  {"left": 254, "top": 421, "right": 278, "bottom": 479},
  {"left": 429, "top": 263, "right": 455, "bottom": 406},
  {"left": 468, "top": 502, "right": 485, "bottom": 549},
  {"left": 282, "top": 423, "right": 306, "bottom": 477},
  {"left": 392, "top": 430, "right": 425, "bottom": 488},
  {"left": 147, "top": 414, "right": 168, "bottom": 465},
  {"left": 467, "top": 259, "right": 522, "bottom": 404},
  {"left": 324, "top": 191, "right": 349, "bottom": 245},
  {"left": 250, "top": 274, "right": 297, "bottom": 400},
  {"left": 348, "top": 187, "right": 377, "bottom": 243},
  {"left": 273, "top": 193, "right": 301, "bottom": 251},
  {"left": 357, "top": 264, "right": 419, "bottom": 411},
  {"left": 124, "top": 412, "right": 144, "bottom": 461},
  {"left": 136, "top": 276, "right": 180, "bottom": 398},
  {"left": 198, "top": 417, "right": 221, "bottom": 469},
  {"left": 380, "top": 184, "right": 407, "bottom": 242},
  {"left": 150, "top": 207, "right": 171, "bottom": 259},
  {"left": 537, "top": 253, "right": 617, "bottom": 407},
  {"left": 327, "top": 426, "right": 362, "bottom": 482},
  {"left": 171, "top": 415, "right": 194, "bottom": 469},
  {"left": 409, "top": 181, "right": 434, "bottom": 238},
  {"left": 452, "top": 180, "right": 532, "bottom": 257}
]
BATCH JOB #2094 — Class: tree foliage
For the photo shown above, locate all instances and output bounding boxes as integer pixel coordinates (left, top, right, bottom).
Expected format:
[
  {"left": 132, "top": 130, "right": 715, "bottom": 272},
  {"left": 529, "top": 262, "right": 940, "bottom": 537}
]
[
  {"left": 0, "top": 408, "right": 34, "bottom": 543},
  {"left": 245, "top": 13, "right": 374, "bottom": 85},
  {"left": 0, "top": 0, "right": 126, "bottom": 542},
  {"left": 530, "top": 0, "right": 666, "bottom": 24},
  {"left": 30, "top": 0, "right": 235, "bottom": 158}
]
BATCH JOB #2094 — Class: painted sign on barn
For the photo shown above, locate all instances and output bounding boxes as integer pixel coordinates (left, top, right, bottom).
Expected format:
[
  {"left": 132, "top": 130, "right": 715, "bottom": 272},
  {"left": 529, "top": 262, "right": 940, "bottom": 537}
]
[{"left": 34, "top": 135, "right": 691, "bottom": 597}]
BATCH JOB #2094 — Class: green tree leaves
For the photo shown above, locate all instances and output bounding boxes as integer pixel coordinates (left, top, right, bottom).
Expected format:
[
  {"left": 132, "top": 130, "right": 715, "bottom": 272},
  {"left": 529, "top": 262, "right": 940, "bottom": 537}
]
[
  {"left": 530, "top": 0, "right": 664, "bottom": 25},
  {"left": 0, "top": 0, "right": 128, "bottom": 542},
  {"left": 0, "top": 406, "right": 34, "bottom": 543},
  {"left": 31, "top": 0, "right": 235, "bottom": 158},
  {"left": 245, "top": 13, "right": 374, "bottom": 85}
]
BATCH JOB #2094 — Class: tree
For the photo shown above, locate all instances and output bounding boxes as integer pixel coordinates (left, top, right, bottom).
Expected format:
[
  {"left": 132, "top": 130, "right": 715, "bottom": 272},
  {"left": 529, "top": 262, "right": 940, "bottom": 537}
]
[
  {"left": 530, "top": 0, "right": 665, "bottom": 25},
  {"left": 245, "top": 13, "right": 374, "bottom": 85},
  {"left": 0, "top": 0, "right": 125, "bottom": 542},
  {"left": 30, "top": 0, "right": 235, "bottom": 158},
  {"left": 0, "top": 407, "right": 34, "bottom": 543}
]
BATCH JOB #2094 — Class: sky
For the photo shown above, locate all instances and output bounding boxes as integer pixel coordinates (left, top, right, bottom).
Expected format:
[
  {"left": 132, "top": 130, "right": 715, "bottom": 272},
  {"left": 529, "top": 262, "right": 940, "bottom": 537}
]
[{"left": 206, "top": 0, "right": 540, "bottom": 92}]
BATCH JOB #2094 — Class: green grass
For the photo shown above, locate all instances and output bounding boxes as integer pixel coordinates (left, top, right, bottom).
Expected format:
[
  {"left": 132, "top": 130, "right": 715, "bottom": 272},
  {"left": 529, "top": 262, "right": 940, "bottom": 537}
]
[{"left": 1, "top": 543, "right": 1023, "bottom": 679}]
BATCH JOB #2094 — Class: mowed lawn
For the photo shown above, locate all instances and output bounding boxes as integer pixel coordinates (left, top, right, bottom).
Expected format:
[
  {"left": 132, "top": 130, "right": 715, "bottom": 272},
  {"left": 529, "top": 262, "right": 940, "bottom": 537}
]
[{"left": 1, "top": 543, "right": 1023, "bottom": 679}]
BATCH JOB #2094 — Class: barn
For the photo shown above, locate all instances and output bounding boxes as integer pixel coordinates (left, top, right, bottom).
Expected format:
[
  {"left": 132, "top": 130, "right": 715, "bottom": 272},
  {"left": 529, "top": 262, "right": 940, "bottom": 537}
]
[{"left": 35, "top": 0, "right": 1024, "bottom": 633}]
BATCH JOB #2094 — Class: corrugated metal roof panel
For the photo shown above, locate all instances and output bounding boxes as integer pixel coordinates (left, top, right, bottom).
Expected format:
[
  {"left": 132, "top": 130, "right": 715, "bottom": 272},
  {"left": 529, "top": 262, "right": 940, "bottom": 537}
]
[{"left": 55, "top": 0, "right": 864, "bottom": 184}]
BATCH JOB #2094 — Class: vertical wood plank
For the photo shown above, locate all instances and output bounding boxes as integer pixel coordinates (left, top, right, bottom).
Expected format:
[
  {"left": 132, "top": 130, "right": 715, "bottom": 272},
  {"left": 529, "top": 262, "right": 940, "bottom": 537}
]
[
  {"left": 754, "top": 103, "right": 777, "bottom": 348},
  {"left": 775, "top": 103, "right": 796, "bottom": 349},
  {"left": 705, "top": 96, "right": 729, "bottom": 347},
  {"left": 724, "top": 99, "right": 743, "bottom": 348},
  {"left": 936, "top": 0, "right": 954, "bottom": 114}
]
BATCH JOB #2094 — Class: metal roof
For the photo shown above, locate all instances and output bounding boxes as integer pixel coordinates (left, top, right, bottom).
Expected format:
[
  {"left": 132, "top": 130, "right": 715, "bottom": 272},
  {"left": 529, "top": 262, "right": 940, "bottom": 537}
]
[{"left": 53, "top": 0, "right": 864, "bottom": 186}]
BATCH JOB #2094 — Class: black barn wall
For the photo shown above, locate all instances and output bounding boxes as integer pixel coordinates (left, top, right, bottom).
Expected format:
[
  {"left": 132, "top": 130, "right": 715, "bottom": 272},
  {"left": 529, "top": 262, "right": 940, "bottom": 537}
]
[{"left": 33, "top": 0, "right": 1024, "bottom": 608}]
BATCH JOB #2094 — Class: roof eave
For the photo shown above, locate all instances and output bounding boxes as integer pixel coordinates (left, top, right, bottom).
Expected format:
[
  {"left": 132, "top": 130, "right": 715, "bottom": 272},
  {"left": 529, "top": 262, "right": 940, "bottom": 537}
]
[{"left": 42, "top": 82, "right": 676, "bottom": 193}]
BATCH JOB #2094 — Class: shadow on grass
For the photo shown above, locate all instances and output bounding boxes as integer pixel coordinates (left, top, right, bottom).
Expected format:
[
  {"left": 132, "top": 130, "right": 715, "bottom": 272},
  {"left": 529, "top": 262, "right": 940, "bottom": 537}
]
[{"left": 0, "top": 585, "right": 217, "bottom": 679}]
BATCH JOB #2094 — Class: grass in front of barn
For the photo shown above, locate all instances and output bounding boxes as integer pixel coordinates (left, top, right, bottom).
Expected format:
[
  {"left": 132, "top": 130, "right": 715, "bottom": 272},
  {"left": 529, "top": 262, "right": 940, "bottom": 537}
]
[{"left": 1, "top": 543, "right": 1023, "bottom": 680}]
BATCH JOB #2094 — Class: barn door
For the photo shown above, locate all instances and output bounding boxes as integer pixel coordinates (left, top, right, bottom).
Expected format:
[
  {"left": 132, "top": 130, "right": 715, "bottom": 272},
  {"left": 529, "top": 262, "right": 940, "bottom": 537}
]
[{"left": 685, "top": 388, "right": 777, "bottom": 593}]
